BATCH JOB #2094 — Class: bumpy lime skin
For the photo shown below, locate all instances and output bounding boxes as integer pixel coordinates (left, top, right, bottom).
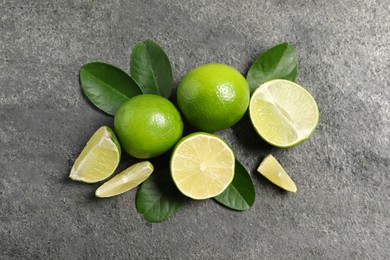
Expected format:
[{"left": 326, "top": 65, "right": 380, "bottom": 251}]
[
  {"left": 177, "top": 63, "right": 250, "bottom": 132},
  {"left": 114, "top": 94, "right": 183, "bottom": 159}
]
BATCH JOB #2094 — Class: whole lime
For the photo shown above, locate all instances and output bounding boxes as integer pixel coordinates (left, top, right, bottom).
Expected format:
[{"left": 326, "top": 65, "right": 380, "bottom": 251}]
[
  {"left": 114, "top": 94, "right": 183, "bottom": 159},
  {"left": 177, "top": 63, "right": 250, "bottom": 132}
]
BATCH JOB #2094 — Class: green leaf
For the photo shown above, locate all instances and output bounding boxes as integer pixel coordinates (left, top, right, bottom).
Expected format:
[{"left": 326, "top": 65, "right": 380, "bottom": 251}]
[
  {"left": 130, "top": 39, "right": 173, "bottom": 98},
  {"left": 214, "top": 160, "right": 255, "bottom": 211},
  {"left": 246, "top": 43, "right": 298, "bottom": 93},
  {"left": 136, "top": 168, "right": 186, "bottom": 222},
  {"left": 80, "top": 62, "right": 142, "bottom": 116}
]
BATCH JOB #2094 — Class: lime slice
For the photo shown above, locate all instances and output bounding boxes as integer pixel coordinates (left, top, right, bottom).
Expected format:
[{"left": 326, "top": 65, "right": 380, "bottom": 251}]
[
  {"left": 257, "top": 154, "right": 297, "bottom": 192},
  {"left": 95, "top": 161, "right": 154, "bottom": 198},
  {"left": 249, "top": 79, "right": 319, "bottom": 147},
  {"left": 69, "top": 126, "right": 121, "bottom": 183},
  {"left": 170, "top": 132, "right": 235, "bottom": 200}
]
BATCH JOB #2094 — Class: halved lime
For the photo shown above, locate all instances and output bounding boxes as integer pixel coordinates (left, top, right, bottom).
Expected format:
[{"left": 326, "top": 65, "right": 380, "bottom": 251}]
[
  {"left": 96, "top": 161, "right": 154, "bottom": 198},
  {"left": 249, "top": 79, "right": 319, "bottom": 148},
  {"left": 69, "top": 126, "right": 121, "bottom": 183},
  {"left": 170, "top": 132, "right": 235, "bottom": 200},
  {"left": 257, "top": 154, "right": 297, "bottom": 193}
]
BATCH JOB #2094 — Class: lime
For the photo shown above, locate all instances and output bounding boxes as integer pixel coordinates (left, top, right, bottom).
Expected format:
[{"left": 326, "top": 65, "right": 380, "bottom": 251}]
[
  {"left": 177, "top": 63, "right": 250, "bottom": 132},
  {"left": 257, "top": 154, "right": 297, "bottom": 193},
  {"left": 69, "top": 126, "right": 121, "bottom": 183},
  {"left": 114, "top": 94, "right": 183, "bottom": 159},
  {"left": 249, "top": 79, "right": 319, "bottom": 147},
  {"left": 96, "top": 161, "right": 154, "bottom": 198},
  {"left": 170, "top": 132, "right": 235, "bottom": 200}
]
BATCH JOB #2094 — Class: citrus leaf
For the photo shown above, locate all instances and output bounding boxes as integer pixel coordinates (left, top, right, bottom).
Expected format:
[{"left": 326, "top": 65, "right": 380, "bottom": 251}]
[
  {"left": 246, "top": 43, "right": 298, "bottom": 93},
  {"left": 214, "top": 160, "right": 255, "bottom": 211},
  {"left": 80, "top": 62, "right": 142, "bottom": 115},
  {"left": 130, "top": 39, "right": 173, "bottom": 98},
  {"left": 136, "top": 168, "right": 186, "bottom": 222}
]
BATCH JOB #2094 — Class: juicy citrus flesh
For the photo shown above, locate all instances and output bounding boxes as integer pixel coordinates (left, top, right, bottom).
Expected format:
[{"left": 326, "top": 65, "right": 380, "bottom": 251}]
[
  {"left": 257, "top": 154, "right": 297, "bottom": 193},
  {"left": 177, "top": 63, "right": 250, "bottom": 132},
  {"left": 170, "top": 133, "right": 235, "bottom": 200},
  {"left": 249, "top": 79, "right": 319, "bottom": 148},
  {"left": 69, "top": 126, "right": 120, "bottom": 183},
  {"left": 95, "top": 161, "right": 154, "bottom": 198},
  {"left": 114, "top": 94, "right": 183, "bottom": 159}
]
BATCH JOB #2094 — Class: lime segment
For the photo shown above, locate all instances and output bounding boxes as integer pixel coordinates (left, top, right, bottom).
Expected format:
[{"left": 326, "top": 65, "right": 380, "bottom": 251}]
[
  {"left": 170, "top": 133, "right": 235, "bottom": 200},
  {"left": 257, "top": 154, "right": 297, "bottom": 193},
  {"left": 69, "top": 126, "right": 121, "bottom": 183},
  {"left": 96, "top": 161, "right": 154, "bottom": 198},
  {"left": 249, "top": 79, "right": 319, "bottom": 147}
]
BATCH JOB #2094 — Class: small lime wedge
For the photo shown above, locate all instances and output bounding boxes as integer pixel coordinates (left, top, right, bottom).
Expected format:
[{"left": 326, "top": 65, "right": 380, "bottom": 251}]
[
  {"left": 249, "top": 79, "right": 319, "bottom": 147},
  {"left": 257, "top": 154, "right": 297, "bottom": 193},
  {"left": 170, "top": 132, "right": 235, "bottom": 200},
  {"left": 69, "top": 126, "right": 121, "bottom": 183},
  {"left": 95, "top": 161, "right": 154, "bottom": 198}
]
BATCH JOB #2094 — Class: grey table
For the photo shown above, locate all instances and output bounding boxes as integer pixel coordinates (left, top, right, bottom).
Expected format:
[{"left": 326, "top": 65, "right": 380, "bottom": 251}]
[{"left": 1, "top": 0, "right": 389, "bottom": 259}]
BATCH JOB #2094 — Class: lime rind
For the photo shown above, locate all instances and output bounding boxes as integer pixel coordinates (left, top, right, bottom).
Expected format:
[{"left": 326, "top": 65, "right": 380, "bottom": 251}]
[
  {"left": 249, "top": 79, "right": 319, "bottom": 148},
  {"left": 105, "top": 126, "right": 121, "bottom": 157}
]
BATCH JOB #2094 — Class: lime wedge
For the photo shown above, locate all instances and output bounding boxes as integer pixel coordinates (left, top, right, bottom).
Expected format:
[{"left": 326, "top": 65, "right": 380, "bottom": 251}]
[
  {"left": 69, "top": 126, "right": 121, "bottom": 183},
  {"left": 95, "top": 161, "right": 154, "bottom": 198},
  {"left": 257, "top": 154, "right": 297, "bottom": 193},
  {"left": 170, "top": 132, "right": 235, "bottom": 200},
  {"left": 249, "top": 79, "right": 319, "bottom": 147}
]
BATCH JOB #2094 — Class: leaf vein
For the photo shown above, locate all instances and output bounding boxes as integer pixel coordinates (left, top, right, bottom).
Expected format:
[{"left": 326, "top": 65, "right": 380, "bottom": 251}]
[{"left": 82, "top": 69, "right": 132, "bottom": 100}]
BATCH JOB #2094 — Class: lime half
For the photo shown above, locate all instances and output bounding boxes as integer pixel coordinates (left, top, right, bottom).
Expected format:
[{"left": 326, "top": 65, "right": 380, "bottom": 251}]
[
  {"left": 257, "top": 154, "right": 297, "bottom": 193},
  {"left": 96, "top": 161, "right": 154, "bottom": 198},
  {"left": 249, "top": 79, "right": 319, "bottom": 148},
  {"left": 170, "top": 132, "right": 235, "bottom": 200},
  {"left": 69, "top": 126, "right": 121, "bottom": 183}
]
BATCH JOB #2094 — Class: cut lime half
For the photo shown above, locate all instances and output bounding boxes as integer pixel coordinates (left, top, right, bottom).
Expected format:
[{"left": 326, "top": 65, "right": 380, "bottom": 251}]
[
  {"left": 249, "top": 79, "right": 319, "bottom": 148},
  {"left": 257, "top": 154, "right": 297, "bottom": 193},
  {"left": 96, "top": 161, "right": 154, "bottom": 198},
  {"left": 69, "top": 126, "right": 121, "bottom": 183},
  {"left": 170, "top": 132, "right": 235, "bottom": 200}
]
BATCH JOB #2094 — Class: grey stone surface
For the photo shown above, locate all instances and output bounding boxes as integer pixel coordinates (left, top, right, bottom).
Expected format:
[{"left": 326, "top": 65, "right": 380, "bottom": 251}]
[{"left": 0, "top": 0, "right": 389, "bottom": 259}]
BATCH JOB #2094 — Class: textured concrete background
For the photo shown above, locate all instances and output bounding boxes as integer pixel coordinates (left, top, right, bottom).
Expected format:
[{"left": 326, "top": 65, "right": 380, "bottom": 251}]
[{"left": 1, "top": 0, "right": 389, "bottom": 259}]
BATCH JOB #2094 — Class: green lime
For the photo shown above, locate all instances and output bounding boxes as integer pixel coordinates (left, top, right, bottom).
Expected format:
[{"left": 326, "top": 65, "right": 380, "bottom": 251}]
[
  {"left": 177, "top": 63, "right": 250, "bottom": 132},
  {"left": 114, "top": 94, "right": 183, "bottom": 159},
  {"left": 69, "top": 126, "right": 121, "bottom": 183},
  {"left": 249, "top": 79, "right": 319, "bottom": 148}
]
